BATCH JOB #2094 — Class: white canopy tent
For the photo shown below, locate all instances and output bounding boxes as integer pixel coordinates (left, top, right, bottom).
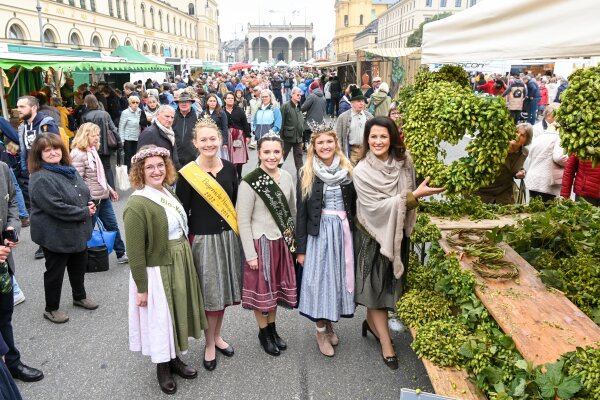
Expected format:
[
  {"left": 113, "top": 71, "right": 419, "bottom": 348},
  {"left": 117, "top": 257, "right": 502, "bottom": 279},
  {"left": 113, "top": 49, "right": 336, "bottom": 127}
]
[{"left": 421, "top": 0, "right": 600, "bottom": 64}]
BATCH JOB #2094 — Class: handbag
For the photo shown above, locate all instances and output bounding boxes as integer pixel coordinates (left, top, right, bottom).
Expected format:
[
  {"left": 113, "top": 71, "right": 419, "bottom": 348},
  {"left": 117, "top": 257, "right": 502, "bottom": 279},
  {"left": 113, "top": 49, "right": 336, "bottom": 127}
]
[
  {"left": 105, "top": 117, "right": 119, "bottom": 150},
  {"left": 232, "top": 139, "right": 243, "bottom": 148},
  {"left": 87, "top": 246, "right": 109, "bottom": 273},
  {"left": 115, "top": 151, "right": 130, "bottom": 191},
  {"left": 87, "top": 218, "right": 117, "bottom": 255}
]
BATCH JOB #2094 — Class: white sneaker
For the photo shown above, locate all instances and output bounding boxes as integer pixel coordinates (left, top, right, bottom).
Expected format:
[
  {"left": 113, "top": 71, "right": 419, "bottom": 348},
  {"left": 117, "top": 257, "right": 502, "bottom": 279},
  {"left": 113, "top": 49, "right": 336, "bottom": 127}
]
[
  {"left": 248, "top": 141, "right": 257, "bottom": 150},
  {"left": 117, "top": 254, "right": 129, "bottom": 264},
  {"left": 14, "top": 291, "right": 25, "bottom": 306}
]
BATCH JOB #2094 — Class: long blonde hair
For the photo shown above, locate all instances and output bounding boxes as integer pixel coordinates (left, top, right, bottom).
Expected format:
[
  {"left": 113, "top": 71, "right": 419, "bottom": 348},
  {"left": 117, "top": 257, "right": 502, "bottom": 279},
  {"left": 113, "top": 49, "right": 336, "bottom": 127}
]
[
  {"left": 71, "top": 122, "right": 100, "bottom": 151},
  {"left": 300, "top": 130, "right": 353, "bottom": 199}
]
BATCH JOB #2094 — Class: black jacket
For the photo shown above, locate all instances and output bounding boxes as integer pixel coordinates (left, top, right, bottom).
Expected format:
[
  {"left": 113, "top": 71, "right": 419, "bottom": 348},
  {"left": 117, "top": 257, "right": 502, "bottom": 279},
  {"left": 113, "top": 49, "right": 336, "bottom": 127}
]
[
  {"left": 29, "top": 168, "right": 93, "bottom": 253},
  {"left": 173, "top": 109, "right": 199, "bottom": 166},
  {"left": 137, "top": 122, "right": 181, "bottom": 170},
  {"left": 295, "top": 175, "right": 356, "bottom": 254}
]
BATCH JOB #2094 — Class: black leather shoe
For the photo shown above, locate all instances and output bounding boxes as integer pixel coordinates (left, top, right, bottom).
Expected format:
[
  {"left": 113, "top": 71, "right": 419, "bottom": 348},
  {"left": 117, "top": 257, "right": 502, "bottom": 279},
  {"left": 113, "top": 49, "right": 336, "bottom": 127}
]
[
  {"left": 9, "top": 363, "right": 44, "bottom": 382},
  {"left": 157, "top": 362, "right": 176, "bottom": 394},
  {"left": 169, "top": 357, "right": 197, "bottom": 379},
  {"left": 216, "top": 344, "right": 234, "bottom": 357},
  {"left": 34, "top": 247, "right": 45, "bottom": 260},
  {"left": 383, "top": 354, "right": 399, "bottom": 370},
  {"left": 268, "top": 322, "right": 287, "bottom": 350},
  {"left": 362, "top": 320, "right": 380, "bottom": 343},
  {"left": 258, "top": 327, "right": 280, "bottom": 356},
  {"left": 203, "top": 348, "right": 217, "bottom": 371}
]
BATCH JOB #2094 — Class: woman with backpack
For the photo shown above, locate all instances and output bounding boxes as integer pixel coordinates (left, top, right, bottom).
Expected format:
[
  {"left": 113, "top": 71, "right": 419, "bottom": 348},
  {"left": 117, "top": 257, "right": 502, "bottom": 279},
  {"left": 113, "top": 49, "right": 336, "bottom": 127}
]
[{"left": 502, "top": 77, "right": 526, "bottom": 124}]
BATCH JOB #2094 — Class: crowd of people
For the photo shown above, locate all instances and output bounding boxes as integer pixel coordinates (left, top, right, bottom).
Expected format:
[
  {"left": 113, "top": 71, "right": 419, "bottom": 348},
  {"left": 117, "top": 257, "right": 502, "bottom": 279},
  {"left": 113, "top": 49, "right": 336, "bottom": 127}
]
[{"left": 0, "top": 64, "right": 597, "bottom": 397}]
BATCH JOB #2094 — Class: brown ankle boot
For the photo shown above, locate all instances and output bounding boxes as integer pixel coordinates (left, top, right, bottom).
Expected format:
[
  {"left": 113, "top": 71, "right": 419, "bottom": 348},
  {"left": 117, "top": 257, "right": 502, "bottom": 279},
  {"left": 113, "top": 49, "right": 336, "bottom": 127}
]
[
  {"left": 316, "top": 331, "right": 335, "bottom": 357},
  {"left": 157, "top": 362, "right": 177, "bottom": 394},
  {"left": 325, "top": 321, "right": 339, "bottom": 346}
]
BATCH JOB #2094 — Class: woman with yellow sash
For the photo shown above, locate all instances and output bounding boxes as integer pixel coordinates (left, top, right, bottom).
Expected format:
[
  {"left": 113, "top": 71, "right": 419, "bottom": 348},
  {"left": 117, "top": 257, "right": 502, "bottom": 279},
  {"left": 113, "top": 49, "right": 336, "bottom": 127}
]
[{"left": 176, "top": 115, "right": 242, "bottom": 372}]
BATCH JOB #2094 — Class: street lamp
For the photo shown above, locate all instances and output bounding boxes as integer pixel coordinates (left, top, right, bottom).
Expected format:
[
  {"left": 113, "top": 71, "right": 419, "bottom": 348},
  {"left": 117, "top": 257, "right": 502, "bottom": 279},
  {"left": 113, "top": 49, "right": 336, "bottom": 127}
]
[{"left": 36, "top": 0, "right": 44, "bottom": 46}]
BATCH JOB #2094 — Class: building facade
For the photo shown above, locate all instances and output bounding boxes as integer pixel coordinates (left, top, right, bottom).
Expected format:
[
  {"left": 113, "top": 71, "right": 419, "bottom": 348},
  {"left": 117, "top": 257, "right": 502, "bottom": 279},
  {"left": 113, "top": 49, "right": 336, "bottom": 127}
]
[
  {"left": 333, "top": 0, "right": 394, "bottom": 62},
  {"left": 245, "top": 23, "right": 314, "bottom": 63},
  {"left": 0, "top": 0, "right": 220, "bottom": 61},
  {"left": 220, "top": 39, "right": 246, "bottom": 63},
  {"left": 378, "top": 0, "right": 479, "bottom": 48},
  {"left": 353, "top": 19, "right": 378, "bottom": 51}
]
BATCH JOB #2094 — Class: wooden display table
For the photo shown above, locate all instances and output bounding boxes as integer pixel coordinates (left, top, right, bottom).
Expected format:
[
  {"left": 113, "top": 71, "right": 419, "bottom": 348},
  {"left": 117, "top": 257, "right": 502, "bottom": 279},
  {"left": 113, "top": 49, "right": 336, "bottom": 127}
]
[
  {"left": 439, "top": 237, "right": 600, "bottom": 366},
  {"left": 409, "top": 328, "right": 486, "bottom": 400}
]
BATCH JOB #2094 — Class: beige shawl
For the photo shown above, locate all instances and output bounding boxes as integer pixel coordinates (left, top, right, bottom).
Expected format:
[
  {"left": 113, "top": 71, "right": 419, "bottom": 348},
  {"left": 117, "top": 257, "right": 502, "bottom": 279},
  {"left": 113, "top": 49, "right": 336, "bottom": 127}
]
[{"left": 354, "top": 151, "right": 418, "bottom": 278}]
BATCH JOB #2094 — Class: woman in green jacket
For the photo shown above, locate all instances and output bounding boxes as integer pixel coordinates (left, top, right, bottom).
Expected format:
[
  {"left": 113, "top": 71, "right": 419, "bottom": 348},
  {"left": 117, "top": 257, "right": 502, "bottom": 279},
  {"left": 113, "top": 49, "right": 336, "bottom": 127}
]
[{"left": 124, "top": 145, "right": 207, "bottom": 395}]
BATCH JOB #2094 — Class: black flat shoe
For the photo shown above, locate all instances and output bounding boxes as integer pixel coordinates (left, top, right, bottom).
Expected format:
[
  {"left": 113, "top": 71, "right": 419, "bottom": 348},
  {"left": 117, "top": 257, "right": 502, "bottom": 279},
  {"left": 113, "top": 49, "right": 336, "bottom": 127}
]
[
  {"left": 268, "top": 322, "right": 287, "bottom": 350},
  {"left": 361, "top": 320, "right": 380, "bottom": 343},
  {"left": 203, "top": 347, "right": 217, "bottom": 371},
  {"left": 216, "top": 345, "right": 234, "bottom": 357},
  {"left": 203, "top": 358, "right": 217, "bottom": 371},
  {"left": 383, "top": 354, "right": 399, "bottom": 370}
]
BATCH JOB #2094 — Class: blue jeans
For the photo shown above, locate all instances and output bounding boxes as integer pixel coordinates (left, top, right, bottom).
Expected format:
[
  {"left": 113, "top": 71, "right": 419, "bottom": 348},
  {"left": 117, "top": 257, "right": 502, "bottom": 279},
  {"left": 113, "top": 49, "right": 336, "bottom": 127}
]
[
  {"left": 92, "top": 199, "right": 126, "bottom": 258},
  {"left": 527, "top": 98, "right": 540, "bottom": 125},
  {"left": 9, "top": 169, "right": 28, "bottom": 218}
]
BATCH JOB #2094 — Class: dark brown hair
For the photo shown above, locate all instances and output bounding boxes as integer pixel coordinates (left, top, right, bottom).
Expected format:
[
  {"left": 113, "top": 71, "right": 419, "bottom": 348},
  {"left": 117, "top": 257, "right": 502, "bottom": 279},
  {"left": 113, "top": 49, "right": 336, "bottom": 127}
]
[
  {"left": 84, "top": 94, "right": 100, "bottom": 110},
  {"left": 360, "top": 116, "right": 406, "bottom": 161},
  {"left": 128, "top": 145, "right": 177, "bottom": 189},
  {"left": 28, "top": 133, "right": 72, "bottom": 173},
  {"left": 204, "top": 93, "right": 222, "bottom": 115}
]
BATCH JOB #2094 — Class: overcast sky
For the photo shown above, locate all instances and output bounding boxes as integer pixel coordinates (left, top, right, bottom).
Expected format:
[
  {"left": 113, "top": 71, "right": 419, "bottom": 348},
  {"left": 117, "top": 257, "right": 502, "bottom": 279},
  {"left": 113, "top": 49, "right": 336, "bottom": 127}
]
[{"left": 217, "top": 0, "right": 336, "bottom": 49}]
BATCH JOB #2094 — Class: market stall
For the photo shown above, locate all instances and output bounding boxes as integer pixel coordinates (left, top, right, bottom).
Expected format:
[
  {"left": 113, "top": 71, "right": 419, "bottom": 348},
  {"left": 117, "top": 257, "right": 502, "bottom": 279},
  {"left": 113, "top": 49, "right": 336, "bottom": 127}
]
[
  {"left": 356, "top": 47, "right": 421, "bottom": 98},
  {"left": 421, "top": 0, "right": 600, "bottom": 64},
  {"left": 0, "top": 52, "right": 171, "bottom": 118}
]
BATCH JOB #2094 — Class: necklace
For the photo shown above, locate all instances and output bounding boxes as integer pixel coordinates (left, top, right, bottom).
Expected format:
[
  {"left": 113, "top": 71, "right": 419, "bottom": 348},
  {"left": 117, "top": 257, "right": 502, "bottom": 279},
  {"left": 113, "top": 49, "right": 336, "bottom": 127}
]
[{"left": 196, "top": 156, "right": 222, "bottom": 175}]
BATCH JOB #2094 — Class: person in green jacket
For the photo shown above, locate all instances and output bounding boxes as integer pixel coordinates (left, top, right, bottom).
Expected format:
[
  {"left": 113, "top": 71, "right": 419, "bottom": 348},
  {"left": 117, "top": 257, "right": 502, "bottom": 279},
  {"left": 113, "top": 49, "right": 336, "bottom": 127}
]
[
  {"left": 280, "top": 87, "right": 305, "bottom": 173},
  {"left": 124, "top": 145, "right": 207, "bottom": 395}
]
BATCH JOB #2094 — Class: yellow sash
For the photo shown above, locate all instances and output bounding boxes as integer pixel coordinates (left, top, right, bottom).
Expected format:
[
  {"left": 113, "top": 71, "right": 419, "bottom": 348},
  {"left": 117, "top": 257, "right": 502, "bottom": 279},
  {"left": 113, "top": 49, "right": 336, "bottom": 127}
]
[{"left": 179, "top": 161, "right": 240, "bottom": 235}]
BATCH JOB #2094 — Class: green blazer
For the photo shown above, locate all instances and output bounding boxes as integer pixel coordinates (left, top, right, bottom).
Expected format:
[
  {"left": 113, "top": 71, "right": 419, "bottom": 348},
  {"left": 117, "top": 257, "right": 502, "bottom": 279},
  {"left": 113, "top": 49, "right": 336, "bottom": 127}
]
[{"left": 280, "top": 100, "right": 304, "bottom": 143}]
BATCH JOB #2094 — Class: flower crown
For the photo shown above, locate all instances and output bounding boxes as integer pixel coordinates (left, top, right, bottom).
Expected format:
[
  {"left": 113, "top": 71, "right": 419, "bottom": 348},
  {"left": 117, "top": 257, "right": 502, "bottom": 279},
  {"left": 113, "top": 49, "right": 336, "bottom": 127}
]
[
  {"left": 195, "top": 113, "right": 219, "bottom": 131},
  {"left": 131, "top": 146, "right": 170, "bottom": 164},
  {"left": 307, "top": 119, "right": 336, "bottom": 134}
]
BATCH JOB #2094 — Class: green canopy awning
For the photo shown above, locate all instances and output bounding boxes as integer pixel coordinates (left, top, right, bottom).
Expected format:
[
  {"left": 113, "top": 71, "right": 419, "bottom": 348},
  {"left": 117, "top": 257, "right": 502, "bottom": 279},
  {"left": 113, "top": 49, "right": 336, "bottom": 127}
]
[
  {"left": 110, "top": 45, "right": 157, "bottom": 64},
  {"left": 202, "top": 62, "right": 221, "bottom": 72},
  {"left": 0, "top": 58, "right": 172, "bottom": 72}
]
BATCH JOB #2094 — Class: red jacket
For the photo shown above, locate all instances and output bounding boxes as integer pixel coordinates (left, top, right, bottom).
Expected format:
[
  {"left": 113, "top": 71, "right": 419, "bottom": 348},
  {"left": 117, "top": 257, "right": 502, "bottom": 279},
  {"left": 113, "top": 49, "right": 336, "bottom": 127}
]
[
  {"left": 539, "top": 86, "right": 549, "bottom": 106},
  {"left": 477, "top": 80, "right": 496, "bottom": 95},
  {"left": 560, "top": 155, "right": 600, "bottom": 199}
]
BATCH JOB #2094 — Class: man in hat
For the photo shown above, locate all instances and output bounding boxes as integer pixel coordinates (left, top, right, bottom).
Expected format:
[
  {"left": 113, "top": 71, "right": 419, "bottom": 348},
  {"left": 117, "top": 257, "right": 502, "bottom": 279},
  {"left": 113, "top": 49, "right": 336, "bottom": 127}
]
[
  {"left": 364, "top": 76, "right": 382, "bottom": 99},
  {"left": 335, "top": 87, "right": 374, "bottom": 165},
  {"left": 172, "top": 92, "right": 200, "bottom": 166}
]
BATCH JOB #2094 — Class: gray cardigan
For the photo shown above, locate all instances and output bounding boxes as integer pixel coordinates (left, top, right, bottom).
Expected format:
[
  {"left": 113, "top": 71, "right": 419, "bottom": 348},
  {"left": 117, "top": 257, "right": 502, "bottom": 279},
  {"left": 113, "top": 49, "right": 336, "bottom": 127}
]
[
  {"left": 335, "top": 108, "right": 374, "bottom": 157},
  {"left": 29, "top": 168, "right": 93, "bottom": 253},
  {"left": 0, "top": 162, "right": 20, "bottom": 274}
]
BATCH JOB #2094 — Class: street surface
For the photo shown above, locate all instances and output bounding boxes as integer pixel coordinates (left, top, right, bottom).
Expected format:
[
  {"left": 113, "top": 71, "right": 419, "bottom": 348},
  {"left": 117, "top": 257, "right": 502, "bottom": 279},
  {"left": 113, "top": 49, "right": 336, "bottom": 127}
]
[{"left": 12, "top": 145, "right": 439, "bottom": 400}]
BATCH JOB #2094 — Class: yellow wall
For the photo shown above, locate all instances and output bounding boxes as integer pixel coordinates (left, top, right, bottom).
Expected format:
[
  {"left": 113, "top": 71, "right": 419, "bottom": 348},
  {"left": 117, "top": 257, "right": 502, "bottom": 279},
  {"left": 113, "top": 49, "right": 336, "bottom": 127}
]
[{"left": 334, "top": 0, "right": 389, "bottom": 61}]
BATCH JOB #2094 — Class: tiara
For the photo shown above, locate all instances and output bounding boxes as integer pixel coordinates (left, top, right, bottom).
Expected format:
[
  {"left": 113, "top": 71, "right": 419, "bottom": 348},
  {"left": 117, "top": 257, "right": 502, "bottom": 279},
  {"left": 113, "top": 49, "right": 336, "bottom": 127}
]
[
  {"left": 307, "top": 119, "right": 336, "bottom": 134},
  {"left": 195, "top": 113, "right": 219, "bottom": 131},
  {"left": 131, "top": 146, "right": 170, "bottom": 164}
]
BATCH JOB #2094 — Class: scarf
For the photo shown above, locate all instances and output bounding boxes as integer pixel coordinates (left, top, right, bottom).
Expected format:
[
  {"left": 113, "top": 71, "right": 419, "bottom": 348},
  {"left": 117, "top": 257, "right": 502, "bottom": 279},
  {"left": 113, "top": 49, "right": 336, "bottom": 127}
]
[
  {"left": 42, "top": 163, "right": 77, "bottom": 180},
  {"left": 89, "top": 147, "right": 108, "bottom": 190},
  {"left": 353, "top": 151, "right": 417, "bottom": 279},
  {"left": 154, "top": 119, "right": 175, "bottom": 146},
  {"left": 313, "top": 154, "right": 352, "bottom": 188}
]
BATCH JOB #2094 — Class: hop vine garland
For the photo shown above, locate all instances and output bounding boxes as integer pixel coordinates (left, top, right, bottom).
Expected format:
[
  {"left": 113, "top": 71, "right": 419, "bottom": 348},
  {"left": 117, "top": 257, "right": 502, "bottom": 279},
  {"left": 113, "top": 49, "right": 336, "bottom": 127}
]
[
  {"left": 554, "top": 66, "right": 600, "bottom": 166},
  {"left": 403, "top": 79, "right": 515, "bottom": 194}
]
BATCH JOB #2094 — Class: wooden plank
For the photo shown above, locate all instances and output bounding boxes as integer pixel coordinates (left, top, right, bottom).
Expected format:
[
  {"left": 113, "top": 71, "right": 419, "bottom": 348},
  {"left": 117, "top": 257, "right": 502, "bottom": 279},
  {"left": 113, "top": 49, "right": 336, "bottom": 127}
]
[
  {"left": 439, "top": 237, "right": 600, "bottom": 366},
  {"left": 430, "top": 214, "right": 528, "bottom": 230},
  {"left": 409, "top": 329, "right": 486, "bottom": 400}
]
